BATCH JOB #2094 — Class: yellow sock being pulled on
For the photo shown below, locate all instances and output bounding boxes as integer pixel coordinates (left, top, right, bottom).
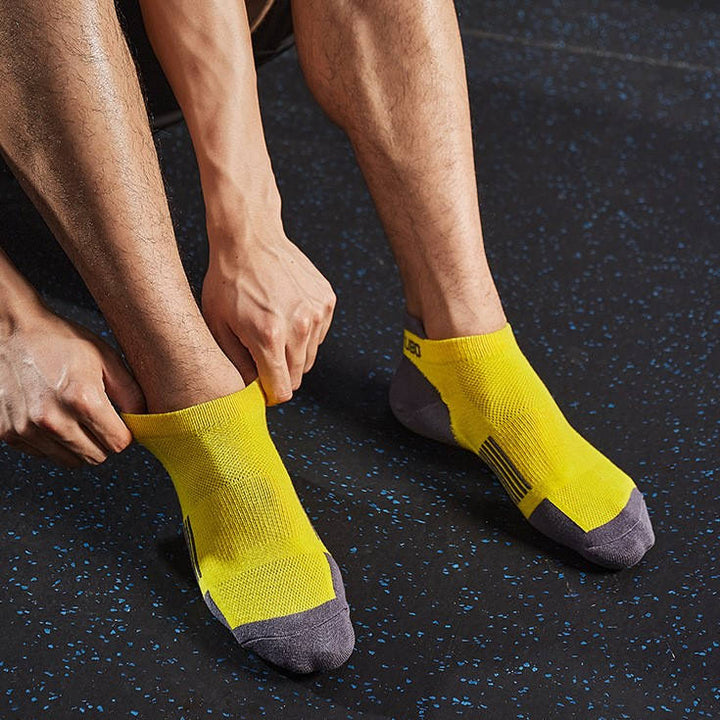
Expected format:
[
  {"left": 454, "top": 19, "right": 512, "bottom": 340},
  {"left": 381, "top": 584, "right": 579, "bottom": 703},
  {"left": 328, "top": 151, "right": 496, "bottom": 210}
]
[
  {"left": 121, "top": 380, "right": 354, "bottom": 673},
  {"left": 390, "top": 317, "right": 654, "bottom": 568}
]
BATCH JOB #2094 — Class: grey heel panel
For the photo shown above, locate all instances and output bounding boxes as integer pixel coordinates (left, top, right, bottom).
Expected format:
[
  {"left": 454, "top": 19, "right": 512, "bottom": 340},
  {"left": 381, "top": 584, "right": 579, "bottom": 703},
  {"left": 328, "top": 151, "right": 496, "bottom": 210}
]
[{"left": 389, "top": 356, "right": 458, "bottom": 447}]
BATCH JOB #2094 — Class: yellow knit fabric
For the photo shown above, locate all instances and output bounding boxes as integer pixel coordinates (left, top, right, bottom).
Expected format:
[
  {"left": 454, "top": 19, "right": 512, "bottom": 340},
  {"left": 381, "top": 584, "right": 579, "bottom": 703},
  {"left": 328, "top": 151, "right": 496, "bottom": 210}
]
[
  {"left": 403, "top": 324, "right": 635, "bottom": 532},
  {"left": 121, "top": 381, "right": 336, "bottom": 627}
]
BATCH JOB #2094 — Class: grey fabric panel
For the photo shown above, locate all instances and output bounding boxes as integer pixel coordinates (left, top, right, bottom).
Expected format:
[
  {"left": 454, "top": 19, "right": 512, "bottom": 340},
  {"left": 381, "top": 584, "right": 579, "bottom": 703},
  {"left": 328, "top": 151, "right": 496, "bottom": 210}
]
[
  {"left": 204, "top": 590, "right": 231, "bottom": 629},
  {"left": 528, "top": 488, "right": 655, "bottom": 569},
  {"left": 389, "top": 358, "right": 458, "bottom": 446},
  {"left": 404, "top": 312, "right": 427, "bottom": 338},
  {"left": 389, "top": 312, "right": 459, "bottom": 447},
  {"left": 239, "top": 604, "right": 353, "bottom": 674},
  {"left": 204, "top": 553, "right": 354, "bottom": 673}
]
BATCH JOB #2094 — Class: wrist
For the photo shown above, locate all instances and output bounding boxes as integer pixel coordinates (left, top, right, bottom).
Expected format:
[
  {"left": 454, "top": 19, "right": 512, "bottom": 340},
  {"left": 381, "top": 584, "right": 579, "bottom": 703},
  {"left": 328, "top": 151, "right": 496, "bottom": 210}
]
[
  {"left": 0, "top": 285, "right": 45, "bottom": 337},
  {"left": 204, "top": 175, "right": 285, "bottom": 254}
]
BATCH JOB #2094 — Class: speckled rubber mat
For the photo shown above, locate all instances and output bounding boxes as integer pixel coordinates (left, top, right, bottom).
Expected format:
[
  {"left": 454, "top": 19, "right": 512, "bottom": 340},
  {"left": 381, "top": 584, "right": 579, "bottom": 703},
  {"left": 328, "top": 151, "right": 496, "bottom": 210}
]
[{"left": 1, "top": 1, "right": 718, "bottom": 717}]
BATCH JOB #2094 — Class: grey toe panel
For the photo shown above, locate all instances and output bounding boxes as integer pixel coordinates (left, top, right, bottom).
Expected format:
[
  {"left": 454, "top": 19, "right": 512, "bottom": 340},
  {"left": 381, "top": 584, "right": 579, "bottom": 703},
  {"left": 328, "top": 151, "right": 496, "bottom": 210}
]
[
  {"left": 204, "top": 553, "right": 354, "bottom": 673},
  {"left": 240, "top": 605, "right": 354, "bottom": 674},
  {"left": 529, "top": 488, "right": 655, "bottom": 569},
  {"left": 204, "top": 590, "right": 231, "bottom": 629}
]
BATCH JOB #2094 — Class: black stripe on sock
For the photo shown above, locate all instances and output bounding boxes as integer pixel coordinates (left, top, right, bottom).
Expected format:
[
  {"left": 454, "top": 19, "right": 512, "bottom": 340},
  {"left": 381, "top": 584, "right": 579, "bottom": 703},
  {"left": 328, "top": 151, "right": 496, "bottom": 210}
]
[
  {"left": 480, "top": 441, "right": 525, "bottom": 500},
  {"left": 479, "top": 436, "right": 531, "bottom": 504},
  {"left": 479, "top": 443, "right": 523, "bottom": 503},
  {"left": 487, "top": 437, "right": 532, "bottom": 492},
  {"left": 184, "top": 515, "right": 202, "bottom": 580},
  {"left": 483, "top": 437, "right": 531, "bottom": 495}
]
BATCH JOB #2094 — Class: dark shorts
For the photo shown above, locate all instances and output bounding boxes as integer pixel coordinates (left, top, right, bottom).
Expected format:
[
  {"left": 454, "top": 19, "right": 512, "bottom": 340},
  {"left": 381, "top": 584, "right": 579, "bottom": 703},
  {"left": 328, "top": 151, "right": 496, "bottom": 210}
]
[{"left": 117, "top": 0, "right": 294, "bottom": 130}]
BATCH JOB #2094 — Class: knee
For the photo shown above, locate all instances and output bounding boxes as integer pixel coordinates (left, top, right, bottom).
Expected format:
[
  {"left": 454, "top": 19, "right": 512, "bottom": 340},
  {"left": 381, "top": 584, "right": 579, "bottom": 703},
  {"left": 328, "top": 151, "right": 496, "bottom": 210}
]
[{"left": 293, "top": 0, "right": 389, "bottom": 128}]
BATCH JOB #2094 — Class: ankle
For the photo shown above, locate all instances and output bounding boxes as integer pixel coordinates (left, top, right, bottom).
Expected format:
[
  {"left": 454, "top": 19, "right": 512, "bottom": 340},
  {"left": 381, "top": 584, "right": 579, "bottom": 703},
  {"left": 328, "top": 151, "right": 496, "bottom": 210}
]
[
  {"left": 408, "top": 296, "right": 507, "bottom": 340},
  {"left": 140, "top": 351, "right": 245, "bottom": 414},
  {"left": 403, "top": 262, "right": 507, "bottom": 339},
  {"left": 423, "top": 308, "right": 506, "bottom": 340}
]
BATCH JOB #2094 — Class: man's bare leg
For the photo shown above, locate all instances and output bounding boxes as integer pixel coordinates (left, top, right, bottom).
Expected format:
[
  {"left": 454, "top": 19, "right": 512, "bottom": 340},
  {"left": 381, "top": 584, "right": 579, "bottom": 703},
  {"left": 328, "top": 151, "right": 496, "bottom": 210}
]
[
  {"left": 292, "top": 0, "right": 654, "bottom": 569},
  {"left": 0, "top": 0, "right": 243, "bottom": 412},
  {"left": 292, "top": 0, "right": 506, "bottom": 339},
  {"left": 0, "top": 0, "right": 355, "bottom": 671}
]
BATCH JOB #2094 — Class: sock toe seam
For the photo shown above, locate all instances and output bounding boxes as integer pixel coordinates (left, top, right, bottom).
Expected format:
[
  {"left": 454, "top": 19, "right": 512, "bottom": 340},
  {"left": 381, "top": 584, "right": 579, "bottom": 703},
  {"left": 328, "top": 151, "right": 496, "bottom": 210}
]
[
  {"left": 238, "top": 605, "right": 351, "bottom": 646},
  {"left": 585, "top": 516, "right": 647, "bottom": 550}
]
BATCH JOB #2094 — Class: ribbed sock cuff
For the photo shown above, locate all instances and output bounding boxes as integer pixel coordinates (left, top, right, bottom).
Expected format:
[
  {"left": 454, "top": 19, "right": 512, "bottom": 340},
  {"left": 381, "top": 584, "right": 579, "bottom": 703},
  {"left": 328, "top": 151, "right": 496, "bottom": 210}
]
[
  {"left": 121, "top": 380, "right": 265, "bottom": 440},
  {"left": 404, "top": 323, "right": 518, "bottom": 364}
]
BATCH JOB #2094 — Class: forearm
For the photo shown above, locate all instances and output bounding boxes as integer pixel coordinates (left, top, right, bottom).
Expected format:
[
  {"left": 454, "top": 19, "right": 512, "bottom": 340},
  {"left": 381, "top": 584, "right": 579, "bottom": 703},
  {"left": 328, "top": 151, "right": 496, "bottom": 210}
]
[
  {"left": 139, "top": 0, "right": 336, "bottom": 405},
  {"left": 138, "top": 0, "right": 282, "bottom": 242}
]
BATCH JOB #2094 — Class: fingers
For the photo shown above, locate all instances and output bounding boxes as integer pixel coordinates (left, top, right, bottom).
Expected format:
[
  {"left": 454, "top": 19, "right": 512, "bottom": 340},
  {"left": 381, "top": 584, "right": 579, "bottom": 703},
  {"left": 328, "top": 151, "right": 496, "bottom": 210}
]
[
  {"left": 76, "top": 393, "right": 134, "bottom": 456},
  {"left": 302, "top": 291, "right": 334, "bottom": 374},
  {"left": 286, "top": 331, "right": 309, "bottom": 392},
  {"left": 252, "top": 312, "right": 326, "bottom": 403},
  {"left": 6, "top": 429, "right": 83, "bottom": 467},
  {"left": 3, "top": 381, "right": 136, "bottom": 466},
  {"left": 0, "top": 318, "right": 145, "bottom": 469},
  {"left": 318, "top": 290, "right": 336, "bottom": 346},
  {"left": 98, "top": 343, "right": 146, "bottom": 413},
  {"left": 19, "top": 403, "right": 126, "bottom": 465},
  {"left": 303, "top": 317, "right": 324, "bottom": 374},
  {"left": 56, "top": 425, "right": 110, "bottom": 465},
  {"left": 213, "top": 324, "right": 258, "bottom": 385},
  {"left": 204, "top": 284, "right": 335, "bottom": 405},
  {"left": 251, "top": 335, "right": 294, "bottom": 406},
  {"left": 241, "top": 305, "right": 332, "bottom": 404},
  {"left": 3, "top": 436, "right": 43, "bottom": 458},
  {"left": 27, "top": 407, "right": 112, "bottom": 465}
]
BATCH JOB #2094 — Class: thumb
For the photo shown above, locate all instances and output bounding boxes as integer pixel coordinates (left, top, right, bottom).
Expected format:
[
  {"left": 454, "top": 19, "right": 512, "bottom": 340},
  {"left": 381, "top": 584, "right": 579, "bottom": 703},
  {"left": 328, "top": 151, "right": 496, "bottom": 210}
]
[
  {"left": 98, "top": 345, "right": 146, "bottom": 413},
  {"left": 214, "top": 323, "right": 259, "bottom": 385}
]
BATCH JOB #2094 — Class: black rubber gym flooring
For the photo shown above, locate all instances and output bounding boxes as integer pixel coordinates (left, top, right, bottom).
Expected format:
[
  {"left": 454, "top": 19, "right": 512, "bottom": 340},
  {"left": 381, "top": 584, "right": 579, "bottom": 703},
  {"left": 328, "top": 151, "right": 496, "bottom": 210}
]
[{"left": 1, "top": 1, "right": 718, "bottom": 717}]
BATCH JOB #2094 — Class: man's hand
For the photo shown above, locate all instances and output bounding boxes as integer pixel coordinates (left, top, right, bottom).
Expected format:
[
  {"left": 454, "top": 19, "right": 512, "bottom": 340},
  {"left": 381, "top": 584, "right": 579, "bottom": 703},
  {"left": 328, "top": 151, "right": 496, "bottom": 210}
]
[
  {"left": 0, "top": 305, "right": 145, "bottom": 467},
  {"left": 202, "top": 233, "right": 336, "bottom": 405},
  {"left": 139, "top": 0, "right": 335, "bottom": 405}
]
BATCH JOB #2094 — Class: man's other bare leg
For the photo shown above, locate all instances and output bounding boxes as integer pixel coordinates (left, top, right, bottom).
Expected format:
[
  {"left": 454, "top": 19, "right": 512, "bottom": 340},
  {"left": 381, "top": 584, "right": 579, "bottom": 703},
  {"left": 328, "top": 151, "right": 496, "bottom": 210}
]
[
  {"left": 292, "top": 0, "right": 505, "bottom": 339},
  {"left": 292, "top": 0, "right": 654, "bottom": 569},
  {"left": 0, "top": 0, "right": 243, "bottom": 412}
]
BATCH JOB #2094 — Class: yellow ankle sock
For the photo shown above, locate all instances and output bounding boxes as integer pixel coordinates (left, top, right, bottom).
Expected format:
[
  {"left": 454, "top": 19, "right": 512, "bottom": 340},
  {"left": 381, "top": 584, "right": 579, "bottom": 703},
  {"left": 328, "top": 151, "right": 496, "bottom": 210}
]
[
  {"left": 394, "top": 322, "right": 654, "bottom": 568},
  {"left": 121, "top": 381, "right": 354, "bottom": 673}
]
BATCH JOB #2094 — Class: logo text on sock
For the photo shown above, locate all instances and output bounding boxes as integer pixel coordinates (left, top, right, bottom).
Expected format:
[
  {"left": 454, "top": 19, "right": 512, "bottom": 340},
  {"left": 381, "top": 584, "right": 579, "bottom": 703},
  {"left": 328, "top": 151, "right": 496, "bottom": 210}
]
[{"left": 405, "top": 337, "right": 422, "bottom": 357}]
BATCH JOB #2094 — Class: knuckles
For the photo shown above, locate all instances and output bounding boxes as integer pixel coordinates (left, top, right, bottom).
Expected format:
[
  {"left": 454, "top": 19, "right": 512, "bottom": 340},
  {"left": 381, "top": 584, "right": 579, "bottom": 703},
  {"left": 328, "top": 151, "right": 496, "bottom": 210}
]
[
  {"left": 256, "top": 323, "right": 284, "bottom": 349},
  {"left": 62, "top": 384, "right": 101, "bottom": 414},
  {"left": 18, "top": 397, "right": 64, "bottom": 436},
  {"left": 326, "top": 289, "right": 337, "bottom": 312},
  {"left": 291, "top": 296, "right": 334, "bottom": 338},
  {"left": 294, "top": 314, "right": 313, "bottom": 336},
  {"left": 29, "top": 408, "right": 64, "bottom": 434}
]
